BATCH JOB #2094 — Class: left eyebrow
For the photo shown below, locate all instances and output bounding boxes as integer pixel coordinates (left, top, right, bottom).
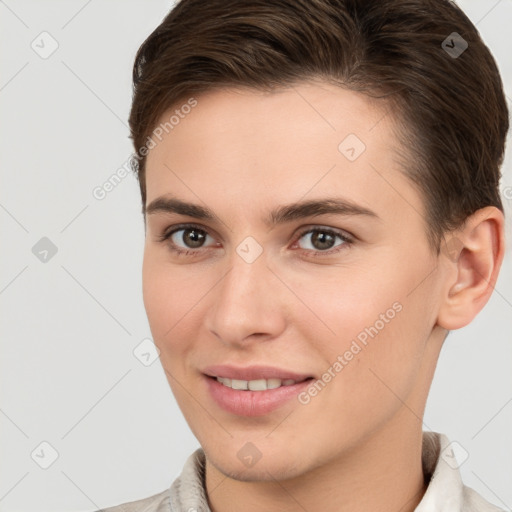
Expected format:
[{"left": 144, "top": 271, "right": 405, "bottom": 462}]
[
  {"left": 267, "top": 198, "right": 380, "bottom": 225},
  {"left": 144, "top": 195, "right": 380, "bottom": 226}
]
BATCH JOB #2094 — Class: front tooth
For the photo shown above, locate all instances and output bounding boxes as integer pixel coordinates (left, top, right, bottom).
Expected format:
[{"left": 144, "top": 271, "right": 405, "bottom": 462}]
[
  {"left": 216, "top": 377, "right": 293, "bottom": 390},
  {"left": 248, "top": 379, "right": 267, "bottom": 391},
  {"left": 231, "top": 379, "right": 249, "bottom": 390},
  {"left": 266, "top": 378, "right": 282, "bottom": 389}
]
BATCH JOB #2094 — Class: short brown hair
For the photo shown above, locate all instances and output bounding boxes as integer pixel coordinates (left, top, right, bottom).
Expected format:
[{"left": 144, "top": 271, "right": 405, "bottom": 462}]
[{"left": 128, "top": 0, "right": 509, "bottom": 252}]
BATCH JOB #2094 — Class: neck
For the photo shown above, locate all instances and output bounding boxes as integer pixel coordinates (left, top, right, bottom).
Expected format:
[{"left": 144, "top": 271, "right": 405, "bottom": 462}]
[{"left": 205, "top": 413, "right": 428, "bottom": 512}]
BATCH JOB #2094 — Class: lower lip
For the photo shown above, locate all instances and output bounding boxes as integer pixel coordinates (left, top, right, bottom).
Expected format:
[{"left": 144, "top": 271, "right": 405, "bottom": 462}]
[{"left": 205, "top": 376, "right": 313, "bottom": 417}]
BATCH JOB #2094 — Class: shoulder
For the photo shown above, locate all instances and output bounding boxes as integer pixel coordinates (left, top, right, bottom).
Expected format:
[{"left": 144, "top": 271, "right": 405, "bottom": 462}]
[
  {"left": 462, "top": 485, "right": 506, "bottom": 512},
  {"left": 91, "top": 448, "right": 206, "bottom": 512},
  {"left": 95, "top": 487, "right": 171, "bottom": 512},
  {"left": 418, "top": 432, "right": 505, "bottom": 512}
]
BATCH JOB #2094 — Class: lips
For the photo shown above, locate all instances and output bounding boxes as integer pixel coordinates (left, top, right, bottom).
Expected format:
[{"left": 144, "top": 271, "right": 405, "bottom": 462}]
[
  {"left": 202, "top": 365, "right": 315, "bottom": 416},
  {"left": 202, "top": 364, "right": 313, "bottom": 382}
]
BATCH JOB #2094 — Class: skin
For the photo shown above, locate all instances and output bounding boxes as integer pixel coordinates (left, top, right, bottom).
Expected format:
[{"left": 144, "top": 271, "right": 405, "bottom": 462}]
[{"left": 142, "top": 80, "right": 504, "bottom": 512}]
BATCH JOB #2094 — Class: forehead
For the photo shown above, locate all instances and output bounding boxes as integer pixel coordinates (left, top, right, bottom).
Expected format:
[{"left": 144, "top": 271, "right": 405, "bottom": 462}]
[
  {"left": 148, "top": 81, "right": 394, "bottom": 162},
  {"left": 144, "top": 80, "right": 423, "bottom": 228}
]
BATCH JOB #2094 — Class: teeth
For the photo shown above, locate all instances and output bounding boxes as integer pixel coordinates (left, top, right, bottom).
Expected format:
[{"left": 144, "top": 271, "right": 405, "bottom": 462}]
[
  {"left": 248, "top": 379, "right": 266, "bottom": 391},
  {"left": 231, "top": 379, "right": 248, "bottom": 390},
  {"left": 267, "top": 378, "right": 282, "bottom": 389},
  {"left": 215, "top": 377, "right": 298, "bottom": 391}
]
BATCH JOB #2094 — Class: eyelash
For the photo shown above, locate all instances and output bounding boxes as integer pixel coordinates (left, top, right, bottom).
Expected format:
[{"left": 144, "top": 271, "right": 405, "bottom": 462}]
[{"left": 157, "top": 223, "right": 354, "bottom": 258}]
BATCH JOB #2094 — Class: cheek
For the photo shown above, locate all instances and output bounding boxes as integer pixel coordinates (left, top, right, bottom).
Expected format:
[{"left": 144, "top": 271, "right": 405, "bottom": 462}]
[
  {"left": 290, "top": 270, "right": 399, "bottom": 352},
  {"left": 142, "top": 252, "right": 222, "bottom": 366},
  {"left": 301, "top": 263, "right": 432, "bottom": 396},
  {"left": 142, "top": 254, "right": 194, "bottom": 349},
  {"left": 142, "top": 257, "right": 169, "bottom": 338}
]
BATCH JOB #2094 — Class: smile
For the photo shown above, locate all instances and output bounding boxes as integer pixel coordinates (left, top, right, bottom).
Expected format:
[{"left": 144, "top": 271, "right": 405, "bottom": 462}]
[
  {"left": 215, "top": 377, "right": 306, "bottom": 391},
  {"left": 204, "top": 370, "right": 315, "bottom": 416}
]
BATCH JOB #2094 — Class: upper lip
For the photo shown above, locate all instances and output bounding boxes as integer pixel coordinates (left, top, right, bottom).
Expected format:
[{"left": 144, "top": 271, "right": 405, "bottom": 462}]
[{"left": 203, "top": 364, "right": 313, "bottom": 382}]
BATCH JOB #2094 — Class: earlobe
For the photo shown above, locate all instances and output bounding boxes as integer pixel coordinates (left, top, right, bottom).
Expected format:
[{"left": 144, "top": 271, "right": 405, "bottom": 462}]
[{"left": 436, "top": 206, "right": 505, "bottom": 331}]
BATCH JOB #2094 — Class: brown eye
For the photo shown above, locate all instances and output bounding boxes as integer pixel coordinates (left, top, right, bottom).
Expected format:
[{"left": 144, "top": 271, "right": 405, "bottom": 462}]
[
  {"left": 310, "top": 231, "right": 336, "bottom": 250},
  {"left": 296, "top": 228, "right": 350, "bottom": 252},
  {"left": 167, "top": 227, "right": 214, "bottom": 250},
  {"left": 175, "top": 228, "right": 207, "bottom": 248}
]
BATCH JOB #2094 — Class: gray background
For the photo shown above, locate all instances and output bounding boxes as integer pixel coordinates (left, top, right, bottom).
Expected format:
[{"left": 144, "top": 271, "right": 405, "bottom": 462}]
[{"left": 1, "top": 1, "right": 511, "bottom": 511}]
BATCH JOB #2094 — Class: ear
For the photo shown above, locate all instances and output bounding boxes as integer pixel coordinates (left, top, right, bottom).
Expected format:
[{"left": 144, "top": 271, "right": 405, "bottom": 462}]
[{"left": 436, "top": 206, "right": 505, "bottom": 330}]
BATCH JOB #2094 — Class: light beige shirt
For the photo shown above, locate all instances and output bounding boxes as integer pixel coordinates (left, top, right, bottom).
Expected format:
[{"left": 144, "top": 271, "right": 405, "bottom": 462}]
[{"left": 97, "top": 431, "right": 505, "bottom": 512}]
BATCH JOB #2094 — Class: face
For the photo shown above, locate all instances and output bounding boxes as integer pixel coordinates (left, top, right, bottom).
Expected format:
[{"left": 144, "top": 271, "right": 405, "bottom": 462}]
[{"left": 142, "top": 80, "right": 448, "bottom": 481}]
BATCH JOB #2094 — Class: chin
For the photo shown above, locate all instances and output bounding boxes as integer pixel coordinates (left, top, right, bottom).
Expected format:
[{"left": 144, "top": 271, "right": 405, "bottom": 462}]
[
  {"left": 202, "top": 438, "right": 312, "bottom": 483},
  {"left": 207, "top": 452, "right": 307, "bottom": 483}
]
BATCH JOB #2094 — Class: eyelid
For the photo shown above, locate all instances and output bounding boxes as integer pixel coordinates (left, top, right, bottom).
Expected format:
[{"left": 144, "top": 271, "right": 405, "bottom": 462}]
[
  {"left": 290, "top": 225, "right": 354, "bottom": 256},
  {"left": 158, "top": 222, "right": 218, "bottom": 243},
  {"left": 293, "top": 225, "right": 354, "bottom": 243}
]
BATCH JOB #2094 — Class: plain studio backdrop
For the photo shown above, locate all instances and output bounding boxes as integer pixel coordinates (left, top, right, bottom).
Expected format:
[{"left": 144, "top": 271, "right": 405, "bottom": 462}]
[{"left": 1, "top": 1, "right": 511, "bottom": 511}]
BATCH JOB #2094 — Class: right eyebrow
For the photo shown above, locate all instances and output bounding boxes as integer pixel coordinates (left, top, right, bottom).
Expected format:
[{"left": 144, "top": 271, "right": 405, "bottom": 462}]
[{"left": 145, "top": 196, "right": 218, "bottom": 221}]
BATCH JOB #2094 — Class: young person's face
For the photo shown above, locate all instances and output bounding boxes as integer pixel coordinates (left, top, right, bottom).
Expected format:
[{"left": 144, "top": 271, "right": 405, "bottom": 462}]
[{"left": 143, "top": 81, "right": 449, "bottom": 480}]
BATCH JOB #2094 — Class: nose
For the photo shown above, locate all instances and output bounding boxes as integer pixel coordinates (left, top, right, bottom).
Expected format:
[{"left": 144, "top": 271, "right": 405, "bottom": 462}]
[{"left": 204, "top": 249, "right": 287, "bottom": 348}]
